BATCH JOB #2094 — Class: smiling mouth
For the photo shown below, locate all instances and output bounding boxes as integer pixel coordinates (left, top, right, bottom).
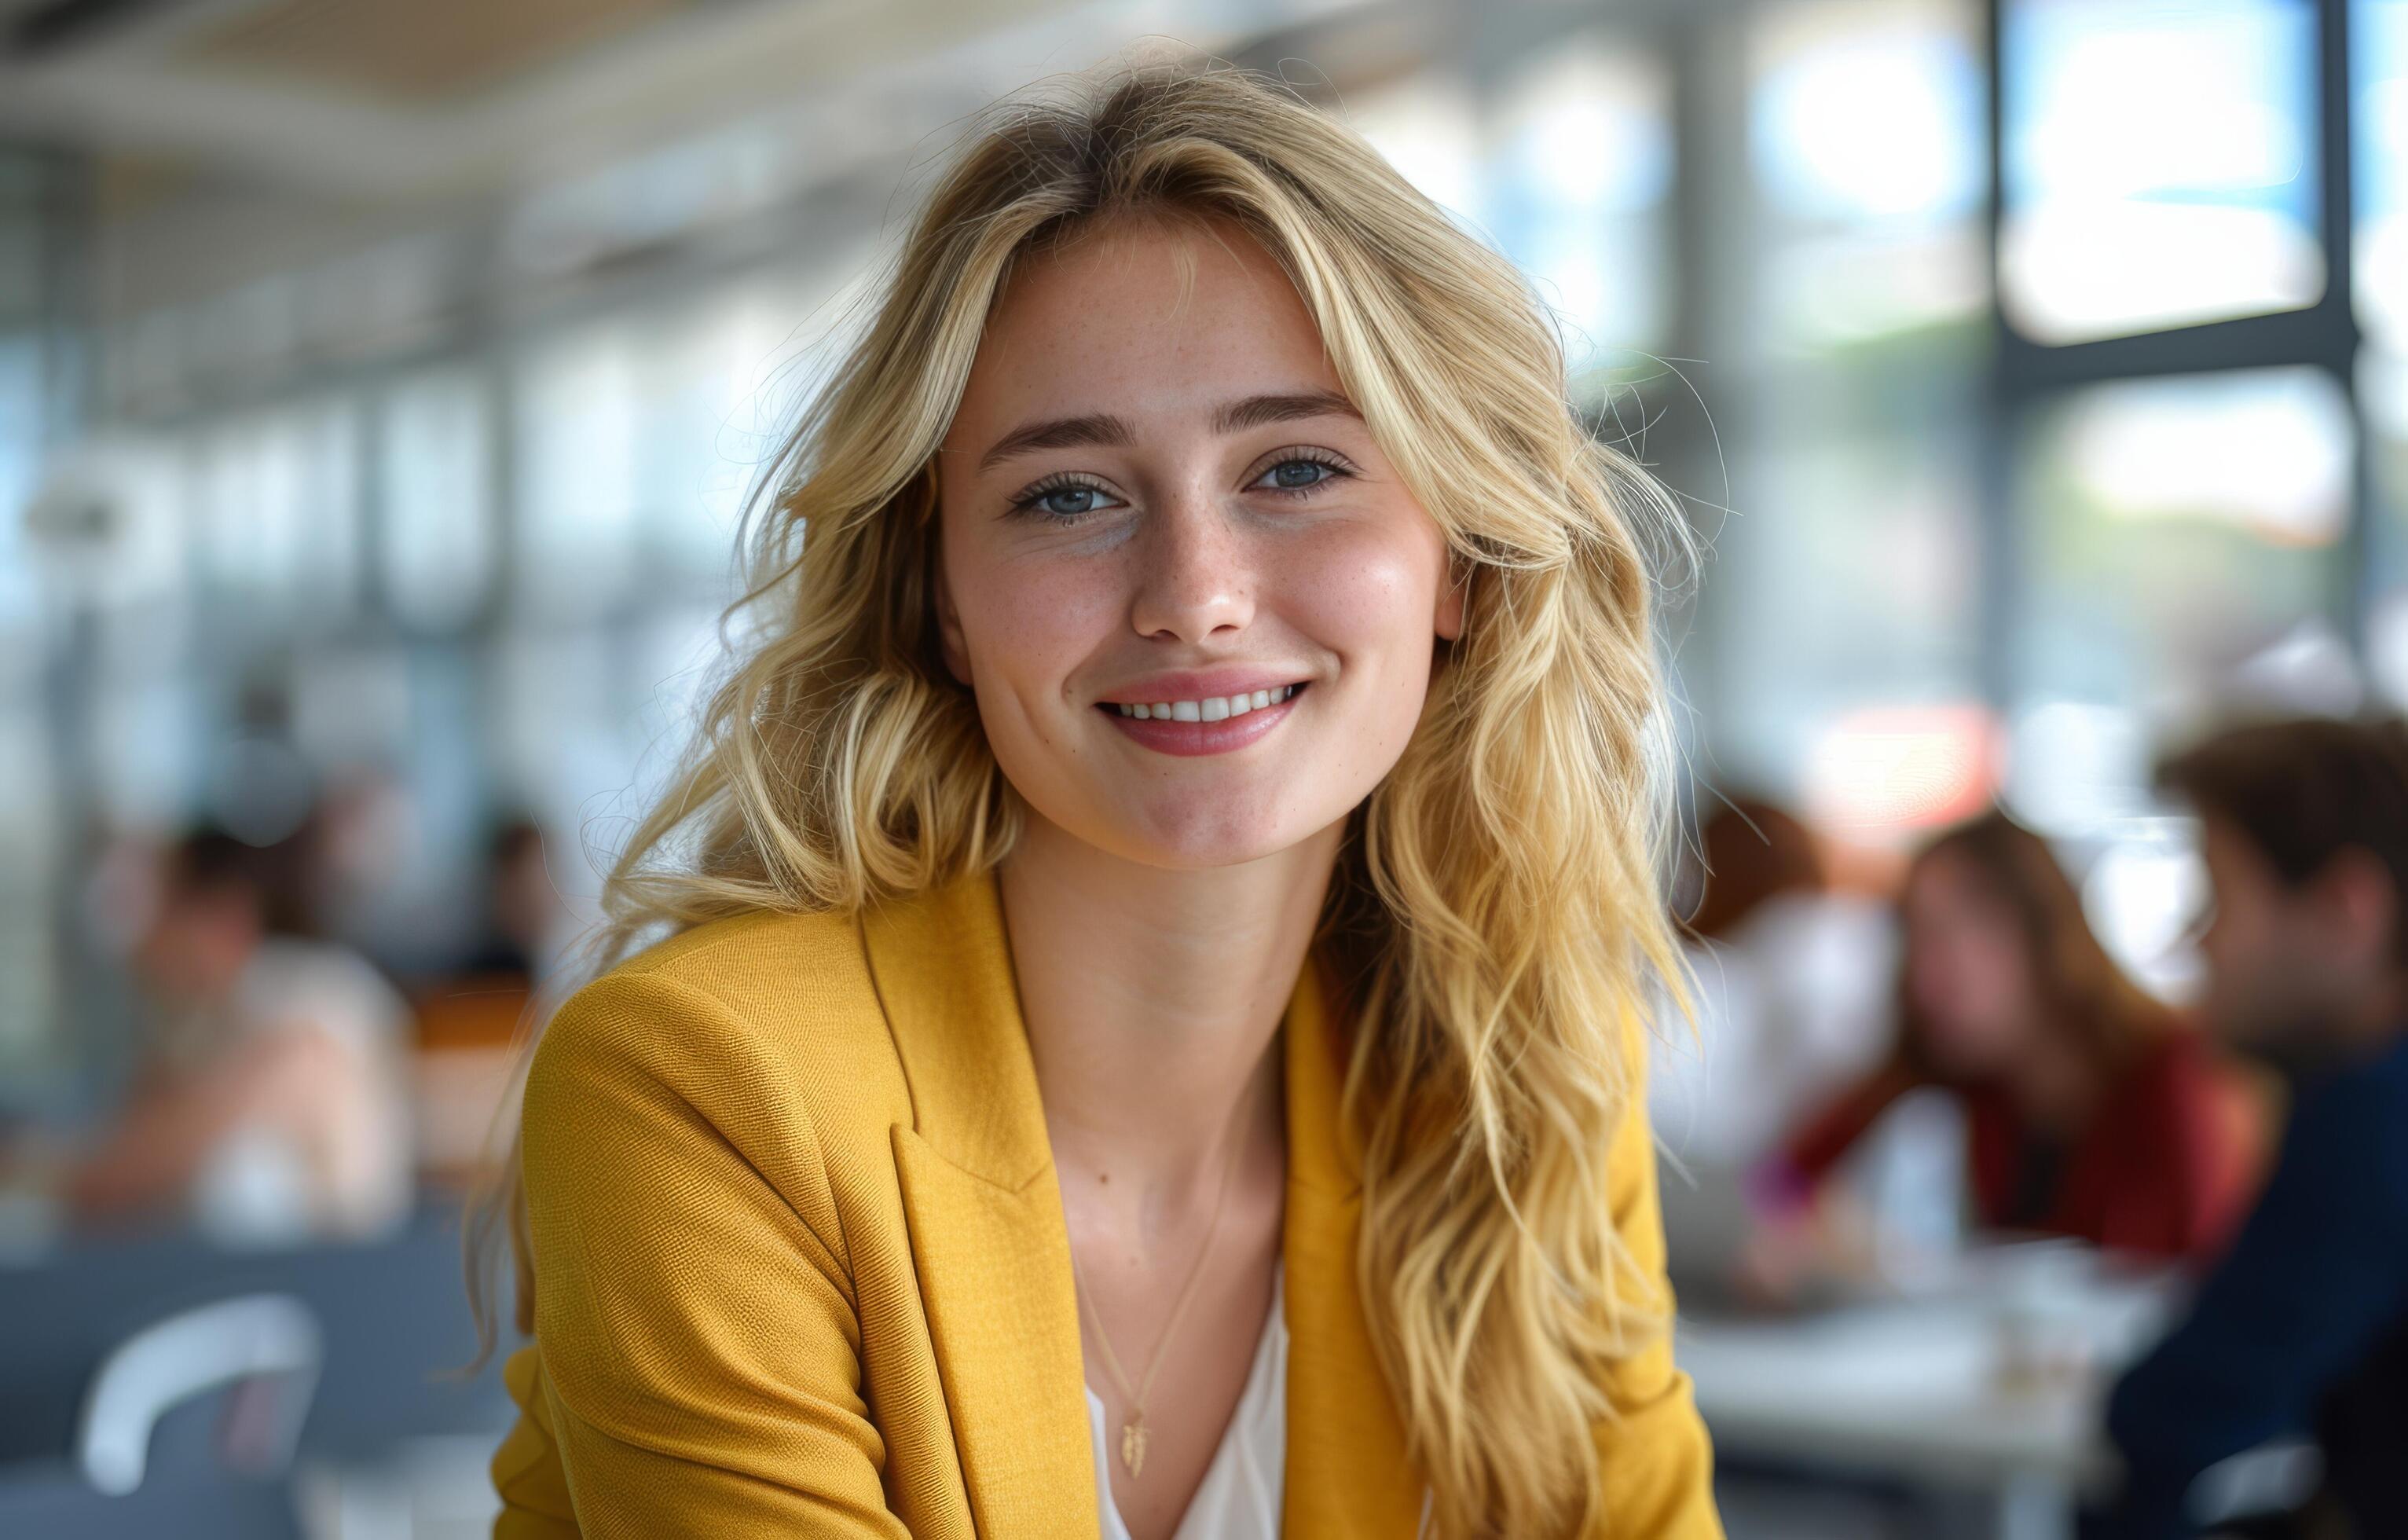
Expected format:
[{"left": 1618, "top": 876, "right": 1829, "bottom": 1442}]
[
  {"left": 1101, "top": 684, "right": 1301, "bottom": 722},
  {"left": 1094, "top": 682, "right": 1308, "bottom": 757}
]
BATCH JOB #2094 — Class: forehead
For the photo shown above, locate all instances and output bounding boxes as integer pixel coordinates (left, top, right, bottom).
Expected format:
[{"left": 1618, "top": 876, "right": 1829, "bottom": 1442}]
[{"left": 947, "top": 218, "right": 1340, "bottom": 442}]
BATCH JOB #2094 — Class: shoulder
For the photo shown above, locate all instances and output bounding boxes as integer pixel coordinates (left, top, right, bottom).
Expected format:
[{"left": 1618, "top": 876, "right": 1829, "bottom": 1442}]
[
  {"left": 526, "top": 905, "right": 907, "bottom": 1168},
  {"left": 545, "top": 904, "right": 878, "bottom": 1048},
  {"left": 2289, "top": 1040, "right": 2408, "bottom": 1173}
]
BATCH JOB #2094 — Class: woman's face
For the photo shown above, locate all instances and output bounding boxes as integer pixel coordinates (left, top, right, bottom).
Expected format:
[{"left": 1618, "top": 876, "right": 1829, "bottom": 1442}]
[
  {"left": 1900, "top": 850, "right": 2042, "bottom": 1076},
  {"left": 933, "top": 218, "right": 1462, "bottom": 868}
]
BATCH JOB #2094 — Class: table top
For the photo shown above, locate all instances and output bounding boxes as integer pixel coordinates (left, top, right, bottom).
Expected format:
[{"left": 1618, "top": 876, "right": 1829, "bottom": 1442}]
[{"left": 1678, "top": 1254, "right": 2178, "bottom": 1494}]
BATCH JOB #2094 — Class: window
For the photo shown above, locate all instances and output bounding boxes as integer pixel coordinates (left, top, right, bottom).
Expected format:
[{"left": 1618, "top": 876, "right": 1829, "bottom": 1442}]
[
  {"left": 191, "top": 398, "right": 361, "bottom": 617},
  {"left": 1348, "top": 74, "right": 1484, "bottom": 226},
  {"left": 0, "top": 335, "right": 37, "bottom": 644},
  {"left": 2351, "top": 2, "right": 2407, "bottom": 709},
  {"left": 0, "top": 707, "right": 55, "bottom": 1071},
  {"left": 2357, "top": 0, "right": 2407, "bottom": 346},
  {"left": 641, "top": 280, "right": 811, "bottom": 587},
  {"left": 1707, "top": 427, "right": 1986, "bottom": 806},
  {"left": 1350, "top": 42, "right": 1677, "bottom": 376},
  {"left": 1697, "top": 0, "right": 1991, "bottom": 825},
  {"left": 1749, "top": 0, "right": 1988, "bottom": 354},
  {"left": 2010, "top": 368, "right": 2353, "bottom": 769},
  {"left": 513, "top": 324, "right": 643, "bottom": 615},
  {"left": 2001, "top": 0, "right": 2324, "bottom": 343},
  {"left": 1485, "top": 41, "right": 1675, "bottom": 373},
  {"left": 379, "top": 366, "right": 495, "bottom": 632},
  {"left": 2363, "top": 352, "right": 2408, "bottom": 702}
]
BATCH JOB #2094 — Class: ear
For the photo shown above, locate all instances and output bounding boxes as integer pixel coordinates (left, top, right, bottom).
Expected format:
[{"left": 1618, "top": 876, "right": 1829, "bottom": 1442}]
[
  {"left": 1435, "top": 552, "right": 1469, "bottom": 643},
  {"left": 2312, "top": 847, "right": 2400, "bottom": 970},
  {"left": 932, "top": 524, "right": 973, "bottom": 688}
]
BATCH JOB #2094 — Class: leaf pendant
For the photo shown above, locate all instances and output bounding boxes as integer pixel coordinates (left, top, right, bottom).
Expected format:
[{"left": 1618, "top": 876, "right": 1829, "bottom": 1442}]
[{"left": 1120, "top": 1417, "right": 1148, "bottom": 1477}]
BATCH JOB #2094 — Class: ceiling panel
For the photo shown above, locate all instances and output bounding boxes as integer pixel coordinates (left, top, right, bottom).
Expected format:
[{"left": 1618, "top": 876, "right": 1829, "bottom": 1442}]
[{"left": 178, "top": 0, "right": 700, "bottom": 103}]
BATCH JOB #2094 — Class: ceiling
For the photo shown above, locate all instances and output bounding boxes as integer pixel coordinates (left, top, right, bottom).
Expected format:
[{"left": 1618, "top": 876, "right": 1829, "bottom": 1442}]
[
  {"left": 0, "top": 0, "right": 1353, "bottom": 207},
  {"left": 2, "top": 0, "right": 1424, "bottom": 399},
  {"left": 175, "top": 0, "right": 695, "bottom": 104}
]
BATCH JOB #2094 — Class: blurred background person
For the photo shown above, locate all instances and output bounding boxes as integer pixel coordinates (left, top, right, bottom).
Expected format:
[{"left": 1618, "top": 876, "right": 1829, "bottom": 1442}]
[
  {"left": 32, "top": 827, "right": 413, "bottom": 1245},
  {"left": 2095, "top": 719, "right": 2408, "bottom": 1540},
  {"left": 455, "top": 816, "right": 574, "bottom": 988},
  {"left": 404, "top": 816, "right": 574, "bottom": 1190},
  {"left": 1661, "top": 796, "right": 1898, "bottom": 1166},
  {"left": 1754, "top": 812, "right": 2263, "bottom": 1297},
  {"left": 1655, "top": 796, "right": 1897, "bottom": 1285}
]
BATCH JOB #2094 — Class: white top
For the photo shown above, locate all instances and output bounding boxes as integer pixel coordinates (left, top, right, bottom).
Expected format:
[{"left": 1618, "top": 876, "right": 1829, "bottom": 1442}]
[
  {"left": 159, "top": 938, "right": 416, "bottom": 1244},
  {"left": 1651, "top": 892, "right": 1897, "bottom": 1169},
  {"left": 1087, "top": 1268, "right": 1286, "bottom": 1540}
]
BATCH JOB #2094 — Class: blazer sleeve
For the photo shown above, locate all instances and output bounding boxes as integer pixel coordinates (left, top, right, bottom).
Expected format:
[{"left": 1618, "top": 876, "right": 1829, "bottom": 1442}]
[
  {"left": 1591, "top": 1018, "right": 1724, "bottom": 1538},
  {"left": 503, "top": 968, "right": 911, "bottom": 1538}
]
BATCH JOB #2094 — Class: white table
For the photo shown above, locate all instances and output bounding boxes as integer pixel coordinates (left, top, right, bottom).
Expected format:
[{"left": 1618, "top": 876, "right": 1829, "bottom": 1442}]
[{"left": 1679, "top": 1267, "right": 2177, "bottom": 1540}]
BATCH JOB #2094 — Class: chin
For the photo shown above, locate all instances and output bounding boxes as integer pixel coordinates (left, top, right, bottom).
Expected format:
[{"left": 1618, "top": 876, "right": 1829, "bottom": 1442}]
[
  {"left": 998, "top": 737, "right": 1365, "bottom": 870},
  {"left": 1115, "top": 799, "right": 1318, "bottom": 870},
  {"left": 1029, "top": 773, "right": 1328, "bottom": 870}
]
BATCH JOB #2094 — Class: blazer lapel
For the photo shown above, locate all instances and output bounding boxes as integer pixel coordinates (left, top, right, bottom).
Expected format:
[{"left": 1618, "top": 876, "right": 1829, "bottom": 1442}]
[
  {"left": 866, "top": 873, "right": 1425, "bottom": 1537},
  {"left": 1282, "top": 959, "right": 1428, "bottom": 1535},
  {"left": 864, "top": 874, "right": 1099, "bottom": 1539}
]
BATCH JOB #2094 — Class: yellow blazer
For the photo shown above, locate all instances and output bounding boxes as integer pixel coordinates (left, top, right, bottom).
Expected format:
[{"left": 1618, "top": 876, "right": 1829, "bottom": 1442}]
[{"left": 489, "top": 873, "right": 1718, "bottom": 1537}]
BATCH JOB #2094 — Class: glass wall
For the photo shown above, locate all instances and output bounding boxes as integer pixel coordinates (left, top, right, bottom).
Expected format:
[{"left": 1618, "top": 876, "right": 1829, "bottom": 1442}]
[
  {"left": 2007, "top": 368, "right": 2356, "bottom": 834},
  {"left": 1716, "top": 0, "right": 1994, "bottom": 833},
  {"left": 2002, "top": 0, "right": 2324, "bottom": 343},
  {"left": 2364, "top": 2, "right": 2408, "bottom": 706}
]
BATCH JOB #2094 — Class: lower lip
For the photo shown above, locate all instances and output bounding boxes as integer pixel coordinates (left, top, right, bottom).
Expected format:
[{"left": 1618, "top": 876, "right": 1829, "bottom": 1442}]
[{"left": 1098, "top": 688, "right": 1304, "bottom": 757}]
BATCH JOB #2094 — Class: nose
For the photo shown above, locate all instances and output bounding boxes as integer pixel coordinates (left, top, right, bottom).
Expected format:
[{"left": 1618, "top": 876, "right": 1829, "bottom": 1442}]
[{"left": 1128, "top": 488, "right": 1255, "bottom": 644}]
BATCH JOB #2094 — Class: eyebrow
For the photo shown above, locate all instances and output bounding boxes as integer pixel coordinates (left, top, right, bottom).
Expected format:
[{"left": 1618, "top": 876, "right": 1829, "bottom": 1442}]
[
  {"left": 977, "top": 412, "right": 1134, "bottom": 471},
  {"left": 1211, "top": 389, "right": 1362, "bottom": 436},
  {"left": 976, "top": 390, "right": 1362, "bottom": 471}
]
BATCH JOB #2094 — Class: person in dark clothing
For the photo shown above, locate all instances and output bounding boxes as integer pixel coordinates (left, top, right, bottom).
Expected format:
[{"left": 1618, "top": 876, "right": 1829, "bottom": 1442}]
[{"left": 2095, "top": 717, "right": 2408, "bottom": 1539}]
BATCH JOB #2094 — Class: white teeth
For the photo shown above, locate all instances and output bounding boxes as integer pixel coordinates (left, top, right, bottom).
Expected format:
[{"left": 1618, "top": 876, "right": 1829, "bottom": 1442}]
[{"left": 1110, "top": 685, "right": 1300, "bottom": 720}]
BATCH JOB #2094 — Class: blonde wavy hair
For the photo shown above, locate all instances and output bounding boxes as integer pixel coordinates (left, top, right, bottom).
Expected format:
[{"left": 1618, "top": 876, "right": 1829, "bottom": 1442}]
[{"left": 473, "top": 64, "right": 1689, "bottom": 1539}]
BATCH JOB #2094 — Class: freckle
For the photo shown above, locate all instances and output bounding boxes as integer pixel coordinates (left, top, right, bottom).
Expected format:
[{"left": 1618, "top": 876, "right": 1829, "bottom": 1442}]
[{"left": 1098, "top": 1172, "right": 1110, "bottom": 1185}]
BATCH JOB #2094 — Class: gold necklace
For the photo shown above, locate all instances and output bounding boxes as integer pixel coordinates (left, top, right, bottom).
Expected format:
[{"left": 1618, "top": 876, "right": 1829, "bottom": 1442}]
[{"left": 1065, "top": 1128, "right": 1246, "bottom": 1479}]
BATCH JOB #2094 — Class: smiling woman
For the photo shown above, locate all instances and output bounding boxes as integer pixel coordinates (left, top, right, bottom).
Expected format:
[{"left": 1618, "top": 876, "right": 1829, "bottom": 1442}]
[{"left": 473, "top": 65, "right": 1719, "bottom": 1540}]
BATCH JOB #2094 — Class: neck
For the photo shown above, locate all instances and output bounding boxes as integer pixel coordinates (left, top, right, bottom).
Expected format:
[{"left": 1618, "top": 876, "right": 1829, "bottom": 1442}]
[{"left": 999, "top": 812, "right": 1339, "bottom": 1205}]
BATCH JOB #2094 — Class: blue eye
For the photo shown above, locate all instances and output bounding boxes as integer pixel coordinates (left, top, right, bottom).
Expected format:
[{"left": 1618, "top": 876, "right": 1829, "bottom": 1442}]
[
  {"left": 1011, "top": 478, "right": 1123, "bottom": 522},
  {"left": 1037, "top": 486, "right": 1109, "bottom": 517},
  {"left": 1252, "top": 455, "right": 1351, "bottom": 495}
]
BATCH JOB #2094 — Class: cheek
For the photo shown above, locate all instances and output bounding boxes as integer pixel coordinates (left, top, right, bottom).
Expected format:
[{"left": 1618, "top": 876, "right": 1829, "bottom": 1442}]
[
  {"left": 947, "top": 544, "right": 1121, "bottom": 702},
  {"left": 1969, "top": 936, "right": 2028, "bottom": 999},
  {"left": 2201, "top": 900, "right": 2265, "bottom": 975},
  {"left": 1281, "top": 515, "right": 1446, "bottom": 682}
]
